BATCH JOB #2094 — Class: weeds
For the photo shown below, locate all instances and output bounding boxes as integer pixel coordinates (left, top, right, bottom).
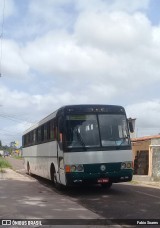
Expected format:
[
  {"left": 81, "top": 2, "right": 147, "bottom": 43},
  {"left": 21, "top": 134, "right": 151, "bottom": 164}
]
[{"left": 0, "top": 157, "right": 12, "bottom": 172}]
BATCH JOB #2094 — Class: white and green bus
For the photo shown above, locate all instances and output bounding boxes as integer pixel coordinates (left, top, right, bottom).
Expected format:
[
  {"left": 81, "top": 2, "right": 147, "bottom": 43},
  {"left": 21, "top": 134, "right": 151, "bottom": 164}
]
[{"left": 22, "top": 104, "right": 134, "bottom": 188}]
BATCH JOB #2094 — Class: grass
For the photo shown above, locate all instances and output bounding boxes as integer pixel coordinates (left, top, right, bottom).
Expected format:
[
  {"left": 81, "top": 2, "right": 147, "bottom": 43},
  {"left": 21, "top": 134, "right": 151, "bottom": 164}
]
[{"left": 0, "top": 157, "right": 12, "bottom": 172}]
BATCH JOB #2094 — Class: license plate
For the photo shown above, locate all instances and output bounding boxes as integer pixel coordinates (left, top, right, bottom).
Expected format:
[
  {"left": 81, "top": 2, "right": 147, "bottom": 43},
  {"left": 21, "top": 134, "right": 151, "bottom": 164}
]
[{"left": 97, "top": 178, "right": 109, "bottom": 183}]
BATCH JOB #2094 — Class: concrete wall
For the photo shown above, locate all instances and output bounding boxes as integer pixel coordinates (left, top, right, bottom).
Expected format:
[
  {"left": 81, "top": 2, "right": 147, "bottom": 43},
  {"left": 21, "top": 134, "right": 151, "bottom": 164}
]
[
  {"left": 150, "top": 138, "right": 160, "bottom": 180},
  {"left": 132, "top": 138, "right": 160, "bottom": 178},
  {"left": 132, "top": 140, "right": 150, "bottom": 176},
  {"left": 132, "top": 140, "right": 151, "bottom": 159}
]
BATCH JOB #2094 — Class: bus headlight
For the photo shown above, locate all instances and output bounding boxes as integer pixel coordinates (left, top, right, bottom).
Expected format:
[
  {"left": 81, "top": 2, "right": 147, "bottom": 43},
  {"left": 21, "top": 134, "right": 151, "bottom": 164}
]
[
  {"left": 121, "top": 162, "right": 132, "bottom": 169},
  {"left": 71, "top": 165, "right": 76, "bottom": 172},
  {"left": 121, "top": 163, "right": 126, "bottom": 169},
  {"left": 127, "top": 162, "right": 132, "bottom": 169},
  {"left": 65, "top": 164, "right": 84, "bottom": 173}
]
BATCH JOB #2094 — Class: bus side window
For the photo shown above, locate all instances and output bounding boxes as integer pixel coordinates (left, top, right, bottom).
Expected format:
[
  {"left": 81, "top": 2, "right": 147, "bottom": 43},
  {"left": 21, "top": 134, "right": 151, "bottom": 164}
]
[
  {"left": 23, "top": 135, "right": 26, "bottom": 147},
  {"left": 50, "top": 120, "right": 54, "bottom": 140},
  {"left": 58, "top": 116, "right": 64, "bottom": 133},
  {"left": 27, "top": 134, "right": 29, "bottom": 146},
  {"left": 44, "top": 124, "right": 48, "bottom": 141},
  {"left": 57, "top": 117, "right": 63, "bottom": 141},
  {"left": 30, "top": 131, "right": 34, "bottom": 146},
  {"left": 47, "top": 122, "right": 50, "bottom": 140},
  {"left": 41, "top": 125, "right": 44, "bottom": 142},
  {"left": 38, "top": 127, "right": 41, "bottom": 143},
  {"left": 33, "top": 129, "right": 36, "bottom": 145},
  {"left": 54, "top": 119, "right": 57, "bottom": 140},
  {"left": 36, "top": 128, "right": 38, "bottom": 143}
]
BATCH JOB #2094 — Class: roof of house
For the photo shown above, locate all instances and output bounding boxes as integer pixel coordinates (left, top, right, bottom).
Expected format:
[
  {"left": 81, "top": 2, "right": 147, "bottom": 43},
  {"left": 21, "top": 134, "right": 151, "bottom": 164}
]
[{"left": 131, "top": 135, "right": 160, "bottom": 142}]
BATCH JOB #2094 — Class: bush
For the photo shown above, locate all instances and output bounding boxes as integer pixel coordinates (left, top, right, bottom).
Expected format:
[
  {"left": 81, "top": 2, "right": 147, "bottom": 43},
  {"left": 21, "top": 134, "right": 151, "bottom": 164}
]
[{"left": 0, "top": 157, "right": 12, "bottom": 170}]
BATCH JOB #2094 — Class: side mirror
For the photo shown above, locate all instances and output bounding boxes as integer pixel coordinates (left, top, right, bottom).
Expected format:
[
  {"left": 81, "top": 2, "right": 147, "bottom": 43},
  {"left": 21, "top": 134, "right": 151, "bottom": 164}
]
[
  {"left": 128, "top": 118, "right": 135, "bottom": 133},
  {"left": 129, "top": 121, "right": 134, "bottom": 133}
]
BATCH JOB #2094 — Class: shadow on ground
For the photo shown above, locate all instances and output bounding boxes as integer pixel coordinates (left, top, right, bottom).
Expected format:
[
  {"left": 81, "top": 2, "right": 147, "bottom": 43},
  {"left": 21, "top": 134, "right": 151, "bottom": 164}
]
[{"left": 32, "top": 174, "right": 160, "bottom": 220}]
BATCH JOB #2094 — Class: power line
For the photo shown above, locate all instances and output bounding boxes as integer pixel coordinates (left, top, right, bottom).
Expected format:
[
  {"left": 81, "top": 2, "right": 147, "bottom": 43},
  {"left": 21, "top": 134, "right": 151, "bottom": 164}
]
[
  {"left": 0, "top": 111, "right": 35, "bottom": 124},
  {"left": 0, "top": 0, "right": 5, "bottom": 77},
  {"left": 0, "top": 128, "right": 23, "bottom": 135}
]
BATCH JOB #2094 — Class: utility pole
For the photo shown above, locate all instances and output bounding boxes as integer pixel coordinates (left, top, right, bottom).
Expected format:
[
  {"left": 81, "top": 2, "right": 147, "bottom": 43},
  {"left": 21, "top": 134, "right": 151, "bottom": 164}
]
[{"left": 10, "top": 141, "right": 16, "bottom": 155}]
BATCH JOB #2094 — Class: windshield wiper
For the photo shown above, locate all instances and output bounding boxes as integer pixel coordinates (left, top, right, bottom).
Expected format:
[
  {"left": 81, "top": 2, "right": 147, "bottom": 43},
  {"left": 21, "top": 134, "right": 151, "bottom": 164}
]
[
  {"left": 115, "top": 136, "right": 129, "bottom": 149},
  {"left": 107, "top": 137, "right": 122, "bottom": 146}
]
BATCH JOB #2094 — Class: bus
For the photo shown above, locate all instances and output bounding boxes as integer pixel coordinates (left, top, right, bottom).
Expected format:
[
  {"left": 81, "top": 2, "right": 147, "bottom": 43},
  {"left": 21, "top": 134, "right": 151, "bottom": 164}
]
[{"left": 22, "top": 104, "right": 134, "bottom": 188}]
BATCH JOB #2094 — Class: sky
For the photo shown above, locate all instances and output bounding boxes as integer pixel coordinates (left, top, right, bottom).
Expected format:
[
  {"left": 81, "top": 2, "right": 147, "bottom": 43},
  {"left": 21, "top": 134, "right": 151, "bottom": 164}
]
[{"left": 1, "top": 0, "right": 160, "bottom": 146}]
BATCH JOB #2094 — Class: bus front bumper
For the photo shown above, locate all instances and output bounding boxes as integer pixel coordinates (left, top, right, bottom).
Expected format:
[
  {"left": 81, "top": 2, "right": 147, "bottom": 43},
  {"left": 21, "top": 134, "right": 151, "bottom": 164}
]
[{"left": 65, "top": 170, "right": 133, "bottom": 186}]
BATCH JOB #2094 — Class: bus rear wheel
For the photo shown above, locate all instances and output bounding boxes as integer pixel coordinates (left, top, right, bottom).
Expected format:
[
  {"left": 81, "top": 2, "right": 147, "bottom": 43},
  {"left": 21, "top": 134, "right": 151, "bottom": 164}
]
[
  {"left": 101, "top": 182, "right": 112, "bottom": 189},
  {"left": 27, "top": 162, "right": 31, "bottom": 175}
]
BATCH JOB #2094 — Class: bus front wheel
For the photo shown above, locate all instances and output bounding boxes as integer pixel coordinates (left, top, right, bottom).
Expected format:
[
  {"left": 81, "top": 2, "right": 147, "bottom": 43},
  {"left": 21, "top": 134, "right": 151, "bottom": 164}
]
[
  {"left": 50, "top": 164, "right": 56, "bottom": 184},
  {"left": 50, "top": 164, "right": 63, "bottom": 190}
]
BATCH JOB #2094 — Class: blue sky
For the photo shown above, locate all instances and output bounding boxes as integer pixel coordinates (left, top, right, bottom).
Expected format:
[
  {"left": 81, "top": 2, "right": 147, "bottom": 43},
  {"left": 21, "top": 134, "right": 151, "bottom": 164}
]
[
  {"left": 1, "top": 0, "right": 160, "bottom": 145},
  {"left": 147, "top": 0, "right": 160, "bottom": 25}
]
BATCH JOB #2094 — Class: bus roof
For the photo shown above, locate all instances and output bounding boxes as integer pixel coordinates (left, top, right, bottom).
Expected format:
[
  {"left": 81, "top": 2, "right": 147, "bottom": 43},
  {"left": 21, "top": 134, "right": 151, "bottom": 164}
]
[
  {"left": 23, "top": 109, "right": 58, "bottom": 135},
  {"left": 23, "top": 104, "right": 125, "bottom": 135}
]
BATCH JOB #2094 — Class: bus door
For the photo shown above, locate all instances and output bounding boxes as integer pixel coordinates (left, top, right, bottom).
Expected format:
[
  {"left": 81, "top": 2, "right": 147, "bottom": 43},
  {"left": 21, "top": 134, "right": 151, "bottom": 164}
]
[{"left": 57, "top": 116, "right": 66, "bottom": 185}]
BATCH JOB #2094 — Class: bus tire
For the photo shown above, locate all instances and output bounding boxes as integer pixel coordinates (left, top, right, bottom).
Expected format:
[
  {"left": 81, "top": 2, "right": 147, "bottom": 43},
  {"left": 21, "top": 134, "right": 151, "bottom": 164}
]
[
  {"left": 50, "top": 164, "right": 63, "bottom": 190},
  {"left": 27, "top": 162, "right": 31, "bottom": 175},
  {"left": 50, "top": 164, "right": 59, "bottom": 187},
  {"left": 101, "top": 182, "right": 112, "bottom": 189},
  {"left": 50, "top": 164, "right": 56, "bottom": 184}
]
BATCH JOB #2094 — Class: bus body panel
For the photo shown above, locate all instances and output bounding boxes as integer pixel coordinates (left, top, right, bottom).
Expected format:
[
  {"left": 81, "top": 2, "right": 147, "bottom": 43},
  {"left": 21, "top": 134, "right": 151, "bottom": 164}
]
[
  {"left": 64, "top": 150, "right": 132, "bottom": 165},
  {"left": 63, "top": 150, "right": 133, "bottom": 185},
  {"left": 23, "top": 141, "right": 59, "bottom": 180}
]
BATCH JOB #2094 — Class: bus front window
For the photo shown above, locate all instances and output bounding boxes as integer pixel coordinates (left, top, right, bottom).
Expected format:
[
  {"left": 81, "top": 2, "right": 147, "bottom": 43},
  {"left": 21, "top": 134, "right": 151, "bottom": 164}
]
[
  {"left": 98, "top": 114, "right": 130, "bottom": 147},
  {"left": 66, "top": 115, "right": 100, "bottom": 148}
]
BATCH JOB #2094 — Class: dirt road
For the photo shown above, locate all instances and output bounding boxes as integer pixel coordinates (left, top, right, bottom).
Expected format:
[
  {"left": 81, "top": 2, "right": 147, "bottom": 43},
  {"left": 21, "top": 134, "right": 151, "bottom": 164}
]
[
  {"left": 5, "top": 156, "right": 24, "bottom": 172},
  {"left": 0, "top": 169, "right": 101, "bottom": 228}
]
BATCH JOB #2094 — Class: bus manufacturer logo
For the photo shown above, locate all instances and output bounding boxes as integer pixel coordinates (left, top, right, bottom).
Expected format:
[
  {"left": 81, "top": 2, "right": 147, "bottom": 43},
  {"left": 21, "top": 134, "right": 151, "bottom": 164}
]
[{"left": 100, "top": 165, "right": 106, "bottom": 171}]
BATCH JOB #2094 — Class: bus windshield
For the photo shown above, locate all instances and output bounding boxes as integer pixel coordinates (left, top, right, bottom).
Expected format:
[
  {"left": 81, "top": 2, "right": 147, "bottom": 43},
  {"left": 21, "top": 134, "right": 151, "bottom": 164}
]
[{"left": 65, "top": 114, "right": 130, "bottom": 149}]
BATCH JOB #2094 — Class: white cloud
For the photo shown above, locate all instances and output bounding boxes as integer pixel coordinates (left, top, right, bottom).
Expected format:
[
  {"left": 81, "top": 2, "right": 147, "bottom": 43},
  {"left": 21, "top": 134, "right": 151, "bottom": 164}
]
[
  {"left": 126, "top": 100, "right": 160, "bottom": 136},
  {"left": 22, "top": 0, "right": 150, "bottom": 40},
  {"left": 75, "top": 11, "right": 152, "bottom": 50},
  {"left": 1, "top": 40, "right": 29, "bottom": 78},
  {"left": 28, "top": 0, "right": 75, "bottom": 30},
  {"left": 23, "top": 31, "right": 93, "bottom": 76},
  {"left": 21, "top": 9, "right": 160, "bottom": 91},
  {"left": 0, "top": 85, "right": 30, "bottom": 110},
  {"left": 2, "top": 0, "right": 160, "bottom": 144}
]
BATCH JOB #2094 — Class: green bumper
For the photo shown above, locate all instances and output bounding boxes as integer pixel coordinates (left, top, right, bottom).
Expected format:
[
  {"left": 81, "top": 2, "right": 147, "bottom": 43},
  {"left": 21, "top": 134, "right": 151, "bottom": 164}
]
[{"left": 66, "top": 163, "right": 133, "bottom": 185}]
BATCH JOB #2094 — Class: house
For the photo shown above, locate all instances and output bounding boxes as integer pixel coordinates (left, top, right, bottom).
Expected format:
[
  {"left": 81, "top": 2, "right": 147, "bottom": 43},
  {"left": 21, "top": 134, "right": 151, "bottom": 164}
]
[{"left": 132, "top": 135, "right": 160, "bottom": 180}]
